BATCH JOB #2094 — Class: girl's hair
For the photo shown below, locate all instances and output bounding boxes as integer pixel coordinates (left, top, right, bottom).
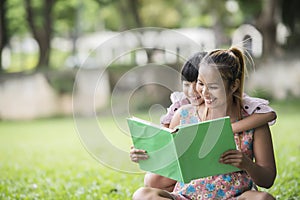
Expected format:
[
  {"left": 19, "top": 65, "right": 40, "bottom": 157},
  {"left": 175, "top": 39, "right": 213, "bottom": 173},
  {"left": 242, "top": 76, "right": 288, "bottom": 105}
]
[
  {"left": 201, "top": 47, "right": 246, "bottom": 119},
  {"left": 181, "top": 52, "right": 207, "bottom": 82}
]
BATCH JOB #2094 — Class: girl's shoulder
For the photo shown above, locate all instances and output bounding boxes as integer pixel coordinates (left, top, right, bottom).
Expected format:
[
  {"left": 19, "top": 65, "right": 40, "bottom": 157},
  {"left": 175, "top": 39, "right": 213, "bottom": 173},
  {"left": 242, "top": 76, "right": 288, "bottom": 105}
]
[
  {"left": 177, "top": 104, "right": 195, "bottom": 114},
  {"left": 177, "top": 105, "right": 200, "bottom": 125},
  {"left": 242, "top": 93, "right": 275, "bottom": 114}
]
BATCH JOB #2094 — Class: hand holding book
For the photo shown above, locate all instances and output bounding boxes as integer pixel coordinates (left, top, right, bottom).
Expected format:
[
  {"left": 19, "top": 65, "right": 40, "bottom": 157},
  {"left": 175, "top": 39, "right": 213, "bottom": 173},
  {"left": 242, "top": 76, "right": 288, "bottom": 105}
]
[
  {"left": 127, "top": 116, "right": 240, "bottom": 183},
  {"left": 130, "top": 145, "right": 148, "bottom": 163}
]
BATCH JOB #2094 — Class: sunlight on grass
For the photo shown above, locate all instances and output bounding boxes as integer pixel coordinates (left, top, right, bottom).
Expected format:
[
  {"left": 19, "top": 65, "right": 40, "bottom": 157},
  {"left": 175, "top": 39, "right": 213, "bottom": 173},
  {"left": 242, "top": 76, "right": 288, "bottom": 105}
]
[
  {"left": 0, "top": 118, "right": 143, "bottom": 199},
  {"left": 0, "top": 100, "right": 299, "bottom": 199},
  {"left": 264, "top": 113, "right": 300, "bottom": 199}
]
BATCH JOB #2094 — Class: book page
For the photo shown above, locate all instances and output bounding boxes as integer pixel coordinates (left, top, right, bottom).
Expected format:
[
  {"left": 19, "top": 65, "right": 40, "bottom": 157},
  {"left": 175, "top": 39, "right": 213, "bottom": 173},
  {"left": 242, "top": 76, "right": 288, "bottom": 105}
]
[
  {"left": 129, "top": 116, "right": 174, "bottom": 132},
  {"left": 174, "top": 116, "right": 239, "bottom": 183},
  {"left": 127, "top": 117, "right": 183, "bottom": 181}
]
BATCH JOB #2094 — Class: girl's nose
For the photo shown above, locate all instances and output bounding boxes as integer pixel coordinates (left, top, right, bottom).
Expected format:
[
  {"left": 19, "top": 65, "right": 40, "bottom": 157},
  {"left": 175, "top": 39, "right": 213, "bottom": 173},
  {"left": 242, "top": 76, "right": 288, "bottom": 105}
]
[
  {"left": 202, "top": 86, "right": 209, "bottom": 97},
  {"left": 189, "top": 84, "right": 197, "bottom": 95},
  {"left": 188, "top": 86, "right": 194, "bottom": 95}
]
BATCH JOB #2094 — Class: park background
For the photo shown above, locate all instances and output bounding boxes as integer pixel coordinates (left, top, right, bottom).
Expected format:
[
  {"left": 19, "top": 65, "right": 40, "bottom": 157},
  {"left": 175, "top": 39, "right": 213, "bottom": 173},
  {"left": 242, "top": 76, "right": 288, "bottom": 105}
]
[{"left": 0, "top": 0, "right": 300, "bottom": 199}]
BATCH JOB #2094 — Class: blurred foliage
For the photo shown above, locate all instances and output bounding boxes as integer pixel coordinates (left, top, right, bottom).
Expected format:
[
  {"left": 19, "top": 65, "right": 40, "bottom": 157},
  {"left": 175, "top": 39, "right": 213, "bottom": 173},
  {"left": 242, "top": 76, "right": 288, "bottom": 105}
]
[
  {"left": 236, "top": 0, "right": 262, "bottom": 22},
  {"left": 46, "top": 70, "right": 76, "bottom": 94},
  {"left": 49, "top": 49, "right": 71, "bottom": 70},
  {"left": 1, "top": 0, "right": 300, "bottom": 72},
  {"left": 247, "top": 88, "right": 274, "bottom": 101},
  {"left": 0, "top": 0, "right": 267, "bottom": 40},
  {"left": 6, "top": 52, "right": 38, "bottom": 73},
  {"left": 53, "top": 0, "right": 78, "bottom": 36},
  {"left": 6, "top": 0, "right": 28, "bottom": 37},
  {"left": 100, "top": 4, "right": 121, "bottom": 31},
  {"left": 54, "top": 0, "right": 103, "bottom": 35},
  {"left": 139, "top": 0, "right": 181, "bottom": 28}
]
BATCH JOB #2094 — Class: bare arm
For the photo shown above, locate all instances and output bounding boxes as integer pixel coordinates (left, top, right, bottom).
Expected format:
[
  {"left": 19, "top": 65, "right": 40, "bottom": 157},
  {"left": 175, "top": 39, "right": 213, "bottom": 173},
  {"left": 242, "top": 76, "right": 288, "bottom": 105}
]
[
  {"left": 220, "top": 124, "right": 276, "bottom": 188},
  {"left": 169, "top": 107, "right": 181, "bottom": 129},
  {"left": 245, "top": 124, "right": 276, "bottom": 188},
  {"left": 231, "top": 112, "right": 276, "bottom": 133}
]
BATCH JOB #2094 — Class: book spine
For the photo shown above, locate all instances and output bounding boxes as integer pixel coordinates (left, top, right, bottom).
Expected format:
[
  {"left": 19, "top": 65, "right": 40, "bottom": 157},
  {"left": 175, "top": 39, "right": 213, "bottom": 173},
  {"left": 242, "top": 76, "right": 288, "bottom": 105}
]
[{"left": 172, "top": 134, "right": 184, "bottom": 183}]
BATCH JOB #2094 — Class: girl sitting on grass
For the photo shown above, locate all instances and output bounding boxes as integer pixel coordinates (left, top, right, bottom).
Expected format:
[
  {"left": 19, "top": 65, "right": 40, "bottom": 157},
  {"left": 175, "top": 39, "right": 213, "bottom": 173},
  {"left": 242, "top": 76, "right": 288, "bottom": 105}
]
[
  {"left": 136, "top": 51, "right": 276, "bottom": 194},
  {"left": 131, "top": 47, "right": 276, "bottom": 199}
]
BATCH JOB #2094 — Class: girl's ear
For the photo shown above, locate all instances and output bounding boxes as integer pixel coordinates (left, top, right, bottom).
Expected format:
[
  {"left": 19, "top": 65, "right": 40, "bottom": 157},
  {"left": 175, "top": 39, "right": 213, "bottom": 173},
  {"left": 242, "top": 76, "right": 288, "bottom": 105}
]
[{"left": 231, "top": 79, "right": 240, "bottom": 93}]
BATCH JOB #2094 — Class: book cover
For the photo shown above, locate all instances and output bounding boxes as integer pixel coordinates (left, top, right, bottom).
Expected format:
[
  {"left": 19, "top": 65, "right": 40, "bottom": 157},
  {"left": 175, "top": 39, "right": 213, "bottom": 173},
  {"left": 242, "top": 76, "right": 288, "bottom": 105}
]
[{"left": 127, "top": 116, "right": 240, "bottom": 183}]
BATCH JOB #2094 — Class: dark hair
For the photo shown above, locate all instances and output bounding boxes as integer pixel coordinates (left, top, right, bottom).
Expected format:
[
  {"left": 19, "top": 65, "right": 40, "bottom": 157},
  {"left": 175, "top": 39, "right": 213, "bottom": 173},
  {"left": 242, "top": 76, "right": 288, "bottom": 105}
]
[{"left": 181, "top": 52, "right": 207, "bottom": 82}]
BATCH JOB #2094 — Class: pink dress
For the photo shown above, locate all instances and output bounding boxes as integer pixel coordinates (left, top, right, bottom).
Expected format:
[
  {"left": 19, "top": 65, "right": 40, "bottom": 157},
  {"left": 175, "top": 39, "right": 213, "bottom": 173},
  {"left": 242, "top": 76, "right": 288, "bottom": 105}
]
[{"left": 170, "top": 106, "right": 255, "bottom": 200}]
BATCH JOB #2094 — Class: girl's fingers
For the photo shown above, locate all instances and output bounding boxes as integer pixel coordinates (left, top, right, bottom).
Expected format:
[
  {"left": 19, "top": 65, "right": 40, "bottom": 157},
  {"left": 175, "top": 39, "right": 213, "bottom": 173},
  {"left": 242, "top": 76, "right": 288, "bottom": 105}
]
[
  {"left": 130, "top": 153, "right": 149, "bottom": 162},
  {"left": 220, "top": 150, "right": 242, "bottom": 160},
  {"left": 219, "top": 158, "right": 241, "bottom": 164},
  {"left": 130, "top": 148, "right": 147, "bottom": 154},
  {"left": 221, "top": 150, "right": 239, "bottom": 157},
  {"left": 129, "top": 147, "right": 148, "bottom": 162},
  {"left": 220, "top": 154, "right": 243, "bottom": 161}
]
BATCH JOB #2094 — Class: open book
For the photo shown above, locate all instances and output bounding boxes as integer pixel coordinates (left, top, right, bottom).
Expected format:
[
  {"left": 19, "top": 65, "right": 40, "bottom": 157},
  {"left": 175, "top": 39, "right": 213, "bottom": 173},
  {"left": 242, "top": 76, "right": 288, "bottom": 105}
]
[{"left": 127, "top": 116, "right": 240, "bottom": 183}]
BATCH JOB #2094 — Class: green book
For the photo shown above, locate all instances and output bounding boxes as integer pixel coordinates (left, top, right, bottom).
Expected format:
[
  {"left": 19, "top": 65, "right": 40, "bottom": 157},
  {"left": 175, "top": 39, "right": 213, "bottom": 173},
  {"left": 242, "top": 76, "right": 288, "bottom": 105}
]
[{"left": 127, "top": 116, "right": 240, "bottom": 183}]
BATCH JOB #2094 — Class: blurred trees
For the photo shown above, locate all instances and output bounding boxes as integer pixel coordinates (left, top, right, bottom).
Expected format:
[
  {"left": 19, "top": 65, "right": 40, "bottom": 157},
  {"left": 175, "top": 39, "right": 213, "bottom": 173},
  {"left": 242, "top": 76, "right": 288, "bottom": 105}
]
[
  {"left": 1, "top": 0, "right": 300, "bottom": 72},
  {"left": 281, "top": 0, "right": 300, "bottom": 50},
  {"left": 0, "top": 0, "right": 8, "bottom": 72},
  {"left": 94, "top": 0, "right": 182, "bottom": 30},
  {"left": 238, "top": 0, "right": 278, "bottom": 57},
  {"left": 25, "top": 0, "right": 55, "bottom": 69}
]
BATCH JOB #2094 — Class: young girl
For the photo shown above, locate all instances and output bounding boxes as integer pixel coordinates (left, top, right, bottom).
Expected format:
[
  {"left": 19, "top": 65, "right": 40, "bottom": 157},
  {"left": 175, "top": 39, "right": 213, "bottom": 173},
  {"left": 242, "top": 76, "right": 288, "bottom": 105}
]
[
  {"left": 139, "top": 51, "right": 277, "bottom": 193},
  {"left": 131, "top": 47, "right": 276, "bottom": 199},
  {"left": 161, "top": 51, "right": 276, "bottom": 130}
]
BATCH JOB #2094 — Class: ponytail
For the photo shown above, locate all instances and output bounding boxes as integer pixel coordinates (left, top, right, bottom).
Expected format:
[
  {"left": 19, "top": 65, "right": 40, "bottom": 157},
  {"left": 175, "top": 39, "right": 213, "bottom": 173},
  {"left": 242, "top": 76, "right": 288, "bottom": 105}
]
[{"left": 229, "top": 47, "right": 246, "bottom": 116}]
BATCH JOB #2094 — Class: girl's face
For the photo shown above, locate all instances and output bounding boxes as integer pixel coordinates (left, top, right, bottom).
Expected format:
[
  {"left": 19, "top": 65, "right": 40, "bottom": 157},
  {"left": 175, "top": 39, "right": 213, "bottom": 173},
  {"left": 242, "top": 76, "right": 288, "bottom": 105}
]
[
  {"left": 182, "top": 81, "right": 203, "bottom": 106},
  {"left": 196, "top": 66, "right": 230, "bottom": 109}
]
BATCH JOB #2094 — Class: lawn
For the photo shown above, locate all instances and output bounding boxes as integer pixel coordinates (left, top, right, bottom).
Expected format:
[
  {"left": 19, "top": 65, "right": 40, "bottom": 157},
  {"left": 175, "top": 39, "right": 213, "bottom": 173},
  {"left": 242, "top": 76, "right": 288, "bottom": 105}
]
[{"left": 0, "top": 100, "right": 299, "bottom": 199}]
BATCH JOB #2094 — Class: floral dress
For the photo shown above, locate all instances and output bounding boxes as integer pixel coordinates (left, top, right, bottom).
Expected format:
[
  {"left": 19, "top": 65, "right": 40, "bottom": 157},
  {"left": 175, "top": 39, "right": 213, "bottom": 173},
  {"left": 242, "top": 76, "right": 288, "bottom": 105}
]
[{"left": 171, "top": 106, "right": 255, "bottom": 200}]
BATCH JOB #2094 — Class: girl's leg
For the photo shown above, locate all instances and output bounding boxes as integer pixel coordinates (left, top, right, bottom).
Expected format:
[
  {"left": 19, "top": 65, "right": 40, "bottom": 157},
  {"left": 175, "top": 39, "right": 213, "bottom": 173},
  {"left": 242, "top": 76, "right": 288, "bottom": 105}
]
[
  {"left": 238, "top": 190, "right": 275, "bottom": 200},
  {"left": 133, "top": 187, "right": 174, "bottom": 200},
  {"left": 144, "top": 172, "right": 176, "bottom": 192}
]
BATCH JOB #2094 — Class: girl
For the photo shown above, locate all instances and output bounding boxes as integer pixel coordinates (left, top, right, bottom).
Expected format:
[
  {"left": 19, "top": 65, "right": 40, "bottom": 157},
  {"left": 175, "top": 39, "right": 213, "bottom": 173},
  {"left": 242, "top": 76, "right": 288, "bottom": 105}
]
[
  {"left": 138, "top": 51, "right": 277, "bottom": 194},
  {"left": 131, "top": 47, "right": 276, "bottom": 199}
]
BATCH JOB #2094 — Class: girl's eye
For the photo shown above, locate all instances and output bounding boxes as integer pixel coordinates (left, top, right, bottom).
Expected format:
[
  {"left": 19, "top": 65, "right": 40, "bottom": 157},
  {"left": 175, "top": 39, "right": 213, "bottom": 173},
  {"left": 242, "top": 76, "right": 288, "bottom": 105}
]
[
  {"left": 209, "top": 86, "right": 218, "bottom": 90},
  {"left": 197, "top": 81, "right": 204, "bottom": 86}
]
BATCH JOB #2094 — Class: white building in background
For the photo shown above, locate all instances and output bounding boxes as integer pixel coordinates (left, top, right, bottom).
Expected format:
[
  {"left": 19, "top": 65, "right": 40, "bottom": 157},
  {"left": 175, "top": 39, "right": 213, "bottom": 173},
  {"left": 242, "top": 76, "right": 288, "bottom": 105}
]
[
  {"left": 1, "top": 25, "right": 291, "bottom": 69},
  {"left": 232, "top": 24, "right": 263, "bottom": 58},
  {"left": 75, "top": 28, "right": 216, "bottom": 68}
]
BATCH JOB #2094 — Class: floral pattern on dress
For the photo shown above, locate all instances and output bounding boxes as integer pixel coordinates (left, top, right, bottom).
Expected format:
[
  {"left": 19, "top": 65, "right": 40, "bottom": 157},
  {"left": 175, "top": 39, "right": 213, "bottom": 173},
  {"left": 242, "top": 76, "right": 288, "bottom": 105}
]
[{"left": 171, "top": 107, "right": 254, "bottom": 200}]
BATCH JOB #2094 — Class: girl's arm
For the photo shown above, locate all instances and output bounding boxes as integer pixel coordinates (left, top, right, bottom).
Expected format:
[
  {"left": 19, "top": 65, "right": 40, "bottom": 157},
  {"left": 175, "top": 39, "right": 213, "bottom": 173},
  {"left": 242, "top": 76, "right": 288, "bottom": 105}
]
[
  {"left": 169, "top": 107, "right": 182, "bottom": 129},
  {"left": 231, "top": 112, "right": 276, "bottom": 133},
  {"left": 246, "top": 124, "right": 276, "bottom": 188},
  {"left": 220, "top": 124, "right": 276, "bottom": 188}
]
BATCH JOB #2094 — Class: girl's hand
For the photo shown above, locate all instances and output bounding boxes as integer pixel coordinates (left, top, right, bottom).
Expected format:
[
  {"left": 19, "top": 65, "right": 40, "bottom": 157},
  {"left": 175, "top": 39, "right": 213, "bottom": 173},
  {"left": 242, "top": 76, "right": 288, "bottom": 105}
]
[
  {"left": 219, "top": 150, "right": 252, "bottom": 170},
  {"left": 130, "top": 145, "right": 149, "bottom": 163}
]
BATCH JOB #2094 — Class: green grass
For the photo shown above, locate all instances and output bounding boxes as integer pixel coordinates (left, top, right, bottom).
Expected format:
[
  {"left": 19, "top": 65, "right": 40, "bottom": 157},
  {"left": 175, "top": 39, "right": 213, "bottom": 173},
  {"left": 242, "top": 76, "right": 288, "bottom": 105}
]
[
  {"left": 0, "top": 118, "right": 143, "bottom": 199},
  {"left": 260, "top": 100, "right": 300, "bottom": 199},
  {"left": 0, "top": 100, "right": 300, "bottom": 199}
]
